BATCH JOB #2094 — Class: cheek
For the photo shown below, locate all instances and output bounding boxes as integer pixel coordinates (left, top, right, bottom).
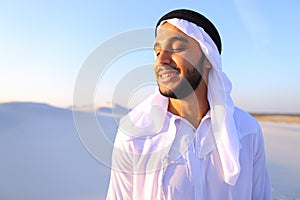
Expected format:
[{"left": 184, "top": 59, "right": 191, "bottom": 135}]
[{"left": 175, "top": 52, "right": 200, "bottom": 67}]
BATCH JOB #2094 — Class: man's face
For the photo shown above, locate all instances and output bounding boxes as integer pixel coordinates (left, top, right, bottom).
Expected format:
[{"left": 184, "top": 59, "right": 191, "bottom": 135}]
[{"left": 153, "top": 22, "right": 205, "bottom": 99}]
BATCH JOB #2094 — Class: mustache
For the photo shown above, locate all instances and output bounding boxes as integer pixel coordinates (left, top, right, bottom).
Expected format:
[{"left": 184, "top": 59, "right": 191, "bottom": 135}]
[{"left": 155, "top": 65, "right": 181, "bottom": 74}]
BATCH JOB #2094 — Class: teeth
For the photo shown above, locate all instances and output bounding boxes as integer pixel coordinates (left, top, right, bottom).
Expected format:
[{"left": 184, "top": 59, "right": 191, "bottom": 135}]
[{"left": 161, "top": 73, "right": 174, "bottom": 78}]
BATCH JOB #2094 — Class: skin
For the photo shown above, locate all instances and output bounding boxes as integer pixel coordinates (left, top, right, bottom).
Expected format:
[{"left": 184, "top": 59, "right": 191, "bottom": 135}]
[{"left": 153, "top": 22, "right": 211, "bottom": 128}]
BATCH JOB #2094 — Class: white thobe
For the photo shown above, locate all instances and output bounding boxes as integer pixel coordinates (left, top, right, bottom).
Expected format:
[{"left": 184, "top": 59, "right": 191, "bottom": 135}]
[{"left": 106, "top": 92, "right": 272, "bottom": 200}]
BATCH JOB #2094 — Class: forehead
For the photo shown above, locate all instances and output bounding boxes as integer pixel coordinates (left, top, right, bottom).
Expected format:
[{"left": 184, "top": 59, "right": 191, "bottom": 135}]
[
  {"left": 155, "top": 22, "right": 195, "bottom": 46},
  {"left": 157, "top": 22, "right": 185, "bottom": 34}
]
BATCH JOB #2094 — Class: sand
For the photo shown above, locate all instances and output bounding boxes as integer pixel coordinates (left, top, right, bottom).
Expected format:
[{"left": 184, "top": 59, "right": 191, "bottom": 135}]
[
  {"left": 1, "top": 102, "right": 299, "bottom": 199},
  {"left": 253, "top": 114, "right": 300, "bottom": 124},
  {"left": 260, "top": 121, "right": 300, "bottom": 199}
]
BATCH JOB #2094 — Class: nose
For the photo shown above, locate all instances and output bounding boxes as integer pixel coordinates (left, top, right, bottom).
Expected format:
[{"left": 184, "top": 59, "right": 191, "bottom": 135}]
[{"left": 155, "top": 50, "right": 171, "bottom": 65}]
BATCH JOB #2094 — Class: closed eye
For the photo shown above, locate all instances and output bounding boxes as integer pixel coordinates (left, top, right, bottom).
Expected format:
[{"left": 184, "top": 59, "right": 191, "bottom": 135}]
[{"left": 171, "top": 47, "right": 186, "bottom": 52}]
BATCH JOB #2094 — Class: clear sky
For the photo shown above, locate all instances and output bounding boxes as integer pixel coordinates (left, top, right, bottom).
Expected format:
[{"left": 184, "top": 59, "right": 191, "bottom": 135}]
[{"left": 1, "top": 0, "right": 300, "bottom": 114}]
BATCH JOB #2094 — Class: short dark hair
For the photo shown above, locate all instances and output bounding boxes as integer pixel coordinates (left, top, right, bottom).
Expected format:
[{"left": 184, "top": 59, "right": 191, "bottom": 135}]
[{"left": 156, "top": 9, "right": 222, "bottom": 54}]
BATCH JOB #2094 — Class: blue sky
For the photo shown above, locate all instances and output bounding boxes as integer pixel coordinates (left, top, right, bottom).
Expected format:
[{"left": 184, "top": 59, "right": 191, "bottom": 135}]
[{"left": 1, "top": 0, "right": 300, "bottom": 113}]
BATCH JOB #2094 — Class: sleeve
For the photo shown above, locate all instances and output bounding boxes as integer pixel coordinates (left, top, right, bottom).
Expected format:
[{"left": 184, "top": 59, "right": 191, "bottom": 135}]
[
  {"left": 106, "top": 130, "right": 134, "bottom": 200},
  {"left": 252, "top": 125, "right": 272, "bottom": 200}
]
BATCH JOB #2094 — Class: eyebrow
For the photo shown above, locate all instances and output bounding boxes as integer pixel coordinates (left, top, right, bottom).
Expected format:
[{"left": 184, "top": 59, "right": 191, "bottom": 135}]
[{"left": 153, "top": 36, "right": 189, "bottom": 49}]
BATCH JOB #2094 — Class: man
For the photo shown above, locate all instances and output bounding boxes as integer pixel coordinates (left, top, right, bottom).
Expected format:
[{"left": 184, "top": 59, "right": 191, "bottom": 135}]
[{"left": 106, "top": 9, "right": 272, "bottom": 200}]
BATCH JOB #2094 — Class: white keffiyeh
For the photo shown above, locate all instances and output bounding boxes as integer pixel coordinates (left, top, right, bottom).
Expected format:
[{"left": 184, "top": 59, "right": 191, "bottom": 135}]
[{"left": 157, "top": 18, "right": 241, "bottom": 186}]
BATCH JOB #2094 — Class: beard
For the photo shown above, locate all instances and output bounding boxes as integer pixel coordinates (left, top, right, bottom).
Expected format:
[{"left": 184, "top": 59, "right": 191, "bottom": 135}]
[
  {"left": 158, "top": 67, "right": 203, "bottom": 99},
  {"left": 156, "top": 53, "right": 206, "bottom": 99}
]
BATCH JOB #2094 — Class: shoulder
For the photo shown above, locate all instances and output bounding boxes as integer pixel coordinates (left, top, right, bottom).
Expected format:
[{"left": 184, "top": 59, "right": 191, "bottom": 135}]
[
  {"left": 233, "top": 107, "right": 261, "bottom": 138},
  {"left": 117, "top": 91, "right": 169, "bottom": 140}
]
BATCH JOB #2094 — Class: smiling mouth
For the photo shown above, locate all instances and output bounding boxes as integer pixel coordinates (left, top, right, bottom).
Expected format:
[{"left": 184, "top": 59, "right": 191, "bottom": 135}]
[
  {"left": 156, "top": 65, "right": 180, "bottom": 82},
  {"left": 160, "top": 72, "right": 177, "bottom": 79},
  {"left": 157, "top": 70, "right": 180, "bottom": 84}
]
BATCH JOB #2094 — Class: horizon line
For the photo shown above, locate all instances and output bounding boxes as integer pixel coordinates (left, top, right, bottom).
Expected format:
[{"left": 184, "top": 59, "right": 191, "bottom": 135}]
[{"left": 1, "top": 100, "right": 300, "bottom": 116}]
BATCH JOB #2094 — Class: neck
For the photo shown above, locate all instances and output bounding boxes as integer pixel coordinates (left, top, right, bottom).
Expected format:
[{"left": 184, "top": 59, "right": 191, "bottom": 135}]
[{"left": 168, "top": 80, "right": 209, "bottom": 128}]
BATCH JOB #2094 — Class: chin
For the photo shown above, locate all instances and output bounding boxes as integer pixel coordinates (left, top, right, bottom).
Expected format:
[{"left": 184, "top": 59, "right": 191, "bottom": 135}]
[
  {"left": 158, "top": 86, "right": 177, "bottom": 99},
  {"left": 158, "top": 86, "right": 194, "bottom": 99}
]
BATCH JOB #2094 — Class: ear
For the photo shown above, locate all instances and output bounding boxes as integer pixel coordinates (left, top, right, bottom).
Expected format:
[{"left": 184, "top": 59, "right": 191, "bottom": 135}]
[
  {"left": 201, "top": 58, "right": 211, "bottom": 83},
  {"left": 204, "top": 58, "right": 212, "bottom": 69}
]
